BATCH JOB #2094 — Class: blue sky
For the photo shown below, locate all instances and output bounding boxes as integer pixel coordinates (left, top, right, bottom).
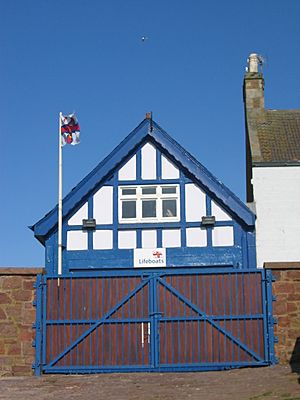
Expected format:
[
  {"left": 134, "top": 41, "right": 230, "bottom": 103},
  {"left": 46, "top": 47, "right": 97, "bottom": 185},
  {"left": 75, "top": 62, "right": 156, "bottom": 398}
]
[{"left": 1, "top": 0, "right": 300, "bottom": 266}]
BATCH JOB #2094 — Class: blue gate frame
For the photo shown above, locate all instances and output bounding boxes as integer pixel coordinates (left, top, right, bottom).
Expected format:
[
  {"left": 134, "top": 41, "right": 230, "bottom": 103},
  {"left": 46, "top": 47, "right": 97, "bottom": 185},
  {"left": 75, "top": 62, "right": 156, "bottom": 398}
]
[{"left": 33, "top": 268, "right": 277, "bottom": 375}]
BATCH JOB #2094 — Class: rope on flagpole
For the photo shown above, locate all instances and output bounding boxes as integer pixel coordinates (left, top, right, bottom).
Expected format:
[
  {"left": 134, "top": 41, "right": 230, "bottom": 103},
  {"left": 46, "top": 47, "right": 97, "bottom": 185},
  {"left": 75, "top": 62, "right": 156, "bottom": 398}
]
[{"left": 58, "top": 112, "right": 63, "bottom": 284}]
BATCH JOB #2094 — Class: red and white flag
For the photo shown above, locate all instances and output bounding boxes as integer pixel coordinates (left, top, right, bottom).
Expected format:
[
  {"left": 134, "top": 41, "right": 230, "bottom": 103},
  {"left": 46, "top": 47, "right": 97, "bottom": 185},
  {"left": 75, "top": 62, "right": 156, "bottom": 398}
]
[{"left": 61, "top": 114, "right": 80, "bottom": 146}]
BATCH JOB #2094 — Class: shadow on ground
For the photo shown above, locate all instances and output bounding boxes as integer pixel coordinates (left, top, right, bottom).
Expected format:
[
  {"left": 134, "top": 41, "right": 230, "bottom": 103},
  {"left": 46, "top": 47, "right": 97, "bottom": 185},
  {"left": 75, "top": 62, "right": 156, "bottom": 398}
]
[{"left": 289, "top": 337, "right": 300, "bottom": 384}]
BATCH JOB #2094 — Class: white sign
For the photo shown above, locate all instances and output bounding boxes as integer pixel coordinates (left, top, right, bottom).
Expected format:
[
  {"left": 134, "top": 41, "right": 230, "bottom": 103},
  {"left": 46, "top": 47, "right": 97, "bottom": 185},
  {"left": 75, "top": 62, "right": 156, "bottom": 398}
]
[{"left": 134, "top": 248, "right": 166, "bottom": 268}]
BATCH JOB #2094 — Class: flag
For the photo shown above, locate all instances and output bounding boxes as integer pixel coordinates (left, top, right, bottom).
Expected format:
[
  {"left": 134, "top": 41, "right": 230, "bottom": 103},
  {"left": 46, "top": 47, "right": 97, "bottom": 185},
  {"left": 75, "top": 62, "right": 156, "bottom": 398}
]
[{"left": 61, "top": 114, "right": 80, "bottom": 146}]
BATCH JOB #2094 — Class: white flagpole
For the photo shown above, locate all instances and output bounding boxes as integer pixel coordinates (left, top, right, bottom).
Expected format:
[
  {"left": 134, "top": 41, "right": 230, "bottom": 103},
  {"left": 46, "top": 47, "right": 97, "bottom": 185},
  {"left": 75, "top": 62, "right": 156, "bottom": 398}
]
[{"left": 58, "top": 112, "right": 63, "bottom": 277}]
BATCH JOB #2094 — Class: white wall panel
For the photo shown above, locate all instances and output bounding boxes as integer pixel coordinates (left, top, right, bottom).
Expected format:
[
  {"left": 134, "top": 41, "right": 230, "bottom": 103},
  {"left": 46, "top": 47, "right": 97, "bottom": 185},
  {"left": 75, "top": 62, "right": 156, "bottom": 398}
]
[
  {"left": 118, "top": 155, "right": 136, "bottom": 180},
  {"left": 141, "top": 143, "right": 156, "bottom": 179},
  {"left": 186, "top": 228, "right": 207, "bottom": 247},
  {"left": 67, "top": 231, "right": 88, "bottom": 250},
  {"left": 161, "top": 155, "right": 179, "bottom": 179},
  {"left": 118, "top": 230, "right": 136, "bottom": 249},
  {"left": 211, "top": 200, "right": 231, "bottom": 221},
  {"left": 162, "top": 229, "right": 181, "bottom": 248},
  {"left": 93, "top": 230, "right": 113, "bottom": 250},
  {"left": 212, "top": 227, "right": 234, "bottom": 247},
  {"left": 185, "top": 183, "right": 206, "bottom": 221},
  {"left": 93, "top": 186, "right": 113, "bottom": 224},
  {"left": 68, "top": 202, "right": 88, "bottom": 225},
  {"left": 142, "top": 230, "right": 157, "bottom": 248},
  {"left": 253, "top": 166, "right": 300, "bottom": 267}
]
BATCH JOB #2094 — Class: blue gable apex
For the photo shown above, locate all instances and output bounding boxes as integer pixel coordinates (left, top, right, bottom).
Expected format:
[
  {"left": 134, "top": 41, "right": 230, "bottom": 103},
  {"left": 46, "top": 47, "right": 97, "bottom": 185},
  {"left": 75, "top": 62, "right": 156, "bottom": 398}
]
[{"left": 31, "top": 117, "right": 255, "bottom": 244}]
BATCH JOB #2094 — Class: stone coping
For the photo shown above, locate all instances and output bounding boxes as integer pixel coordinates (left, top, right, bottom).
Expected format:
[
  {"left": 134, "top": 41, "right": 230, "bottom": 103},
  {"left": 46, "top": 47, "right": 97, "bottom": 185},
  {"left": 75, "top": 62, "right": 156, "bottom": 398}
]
[
  {"left": 264, "top": 262, "right": 300, "bottom": 270},
  {"left": 0, "top": 267, "right": 44, "bottom": 275}
]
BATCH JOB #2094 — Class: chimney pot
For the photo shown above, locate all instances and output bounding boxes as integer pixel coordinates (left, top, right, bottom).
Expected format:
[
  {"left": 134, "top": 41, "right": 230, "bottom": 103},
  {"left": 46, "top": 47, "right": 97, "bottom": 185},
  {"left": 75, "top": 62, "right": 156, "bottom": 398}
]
[{"left": 248, "top": 53, "right": 260, "bottom": 73}]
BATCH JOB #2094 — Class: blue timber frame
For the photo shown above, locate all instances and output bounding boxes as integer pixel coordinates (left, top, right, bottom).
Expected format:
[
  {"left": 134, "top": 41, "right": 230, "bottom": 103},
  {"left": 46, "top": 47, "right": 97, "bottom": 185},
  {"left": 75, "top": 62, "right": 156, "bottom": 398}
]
[
  {"left": 30, "top": 118, "right": 257, "bottom": 274},
  {"left": 34, "top": 268, "right": 277, "bottom": 375}
]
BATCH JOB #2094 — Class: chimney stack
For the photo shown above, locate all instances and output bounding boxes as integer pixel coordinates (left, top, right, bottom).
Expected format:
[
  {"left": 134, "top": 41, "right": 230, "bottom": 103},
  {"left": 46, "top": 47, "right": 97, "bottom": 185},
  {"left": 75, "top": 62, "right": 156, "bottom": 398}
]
[
  {"left": 243, "top": 53, "right": 265, "bottom": 203},
  {"left": 243, "top": 53, "right": 264, "bottom": 110}
]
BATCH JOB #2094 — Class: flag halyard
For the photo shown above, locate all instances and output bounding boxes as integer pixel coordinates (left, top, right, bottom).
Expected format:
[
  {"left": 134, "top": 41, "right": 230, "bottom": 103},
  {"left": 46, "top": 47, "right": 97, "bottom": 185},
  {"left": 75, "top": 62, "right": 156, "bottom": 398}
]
[{"left": 61, "top": 114, "right": 80, "bottom": 146}]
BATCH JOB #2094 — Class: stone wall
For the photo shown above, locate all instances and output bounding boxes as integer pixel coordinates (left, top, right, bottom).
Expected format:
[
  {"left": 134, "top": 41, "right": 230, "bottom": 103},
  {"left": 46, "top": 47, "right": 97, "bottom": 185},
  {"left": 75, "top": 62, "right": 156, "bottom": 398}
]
[
  {"left": 265, "top": 262, "right": 300, "bottom": 365},
  {"left": 0, "top": 268, "right": 43, "bottom": 376}
]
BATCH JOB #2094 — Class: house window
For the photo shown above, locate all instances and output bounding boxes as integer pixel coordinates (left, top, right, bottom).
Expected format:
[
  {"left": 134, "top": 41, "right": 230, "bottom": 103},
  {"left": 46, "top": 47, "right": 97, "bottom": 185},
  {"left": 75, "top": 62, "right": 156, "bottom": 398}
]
[{"left": 119, "top": 185, "right": 180, "bottom": 223}]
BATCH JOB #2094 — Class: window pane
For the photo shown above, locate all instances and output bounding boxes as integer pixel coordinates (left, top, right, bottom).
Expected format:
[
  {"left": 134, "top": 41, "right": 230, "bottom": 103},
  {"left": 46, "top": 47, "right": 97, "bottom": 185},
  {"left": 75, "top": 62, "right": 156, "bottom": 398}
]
[
  {"left": 142, "top": 200, "right": 156, "bottom": 218},
  {"left": 122, "top": 201, "right": 136, "bottom": 218},
  {"left": 162, "top": 186, "right": 177, "bottom": 194},
  {"left": 163, "top": 199, "right": 177, "bottom": 217},
  {"left": 122, "top": 188, "right": 136, "bottom": 196},
  {"left": 142, "top": 187, "right": 156, "bottom": 195}
]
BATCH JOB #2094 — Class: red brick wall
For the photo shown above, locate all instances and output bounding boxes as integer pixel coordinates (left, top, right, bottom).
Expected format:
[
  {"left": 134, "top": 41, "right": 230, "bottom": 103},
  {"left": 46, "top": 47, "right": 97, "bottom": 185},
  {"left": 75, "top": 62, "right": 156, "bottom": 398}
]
[
  {"left": 0, "top": 268, "right": 43, "bottom": 376},
  {"left": 266, "top": 263, "right": 300, "bottom": 365}
]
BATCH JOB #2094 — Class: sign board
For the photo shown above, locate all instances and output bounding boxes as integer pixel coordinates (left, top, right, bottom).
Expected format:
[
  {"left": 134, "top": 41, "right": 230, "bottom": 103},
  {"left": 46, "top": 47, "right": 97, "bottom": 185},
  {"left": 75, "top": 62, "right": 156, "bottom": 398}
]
[{"left": 134, "top": 248, "right": 166, "bottom": 268}]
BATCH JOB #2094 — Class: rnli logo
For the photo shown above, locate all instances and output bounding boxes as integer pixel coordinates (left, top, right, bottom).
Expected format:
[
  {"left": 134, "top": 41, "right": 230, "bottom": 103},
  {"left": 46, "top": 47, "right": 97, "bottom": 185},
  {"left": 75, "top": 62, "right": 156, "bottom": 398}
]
[{"left": 153, "top": 251, "right": 163, "bottom": 259}]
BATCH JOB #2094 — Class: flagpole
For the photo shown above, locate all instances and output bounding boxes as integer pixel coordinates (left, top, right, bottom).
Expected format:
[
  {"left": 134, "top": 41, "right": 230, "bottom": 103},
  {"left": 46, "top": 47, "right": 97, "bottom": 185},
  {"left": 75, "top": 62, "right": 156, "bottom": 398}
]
[{"left": 58, "top": 112, "right": 63, "bottom": 277}]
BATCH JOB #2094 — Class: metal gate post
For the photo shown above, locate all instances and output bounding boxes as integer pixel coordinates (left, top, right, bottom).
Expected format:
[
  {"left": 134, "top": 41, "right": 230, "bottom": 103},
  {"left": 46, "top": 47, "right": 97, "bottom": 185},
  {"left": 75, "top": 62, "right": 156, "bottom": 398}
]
[
  {"left": 149, "top": 275, "right": 156, "bottom": 368},
  {"left": 265, "top": 269, "right": 278, "bottom": 364},
  {"left": 150, "top": 274, "right": 166, "bottom": 369},
  {"left": 33, "top": 274, "right": 44, "bottom": 376}
]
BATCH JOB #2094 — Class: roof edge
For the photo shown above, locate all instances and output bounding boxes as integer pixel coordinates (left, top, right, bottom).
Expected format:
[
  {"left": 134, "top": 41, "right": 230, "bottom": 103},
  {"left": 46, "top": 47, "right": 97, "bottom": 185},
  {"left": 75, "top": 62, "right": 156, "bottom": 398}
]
[{"left": 253, "top": 161, "right": 300, "bottom": 167}]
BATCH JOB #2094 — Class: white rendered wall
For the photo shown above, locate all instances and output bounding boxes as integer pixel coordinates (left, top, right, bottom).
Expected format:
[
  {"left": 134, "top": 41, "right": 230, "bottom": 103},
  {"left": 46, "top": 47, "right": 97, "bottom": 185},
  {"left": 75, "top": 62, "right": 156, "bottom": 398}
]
[
  {"left": 93, "top": 186, "right": 113, "bottom": 224},
  {"left": 142, "top": 230, "right": 157, "bottom": 248},
  {"left": 186, "top": 227, "right": 207, "bottom": 247},
  {"left": 118, "top": 155, "right": 136, "bottom": 180},
  {"left": 93, "top": 230, "right": 113, "bottom": 250},
  {"left": 141, "top": 143, "right": 156, "bottom": 179},
  {"left": 185, "top": 183, "right": 206, "bottom": 221},
  {"left": 68, "top": 203, "right": 88, "bottom": 225},
  {"left": 118, "top": 230, "right": 137, "bottom": 249},
  {"left": 67, "top": 231, "right": 88, "bottom": 250},
  {"left": 162, "top": 229, "right": 181, "bottom": 248},
  {"left": 211, "top": 201, "right": 231, "bottom": 221},
  {"left": 212, "top": 227, "right": 234, "bottom": 247},
  {"left": 253, "top": 166, "right": 300, "bottom": 267},
  {"left": 161, "top": 155, "right": 179, "bottom": 179}
]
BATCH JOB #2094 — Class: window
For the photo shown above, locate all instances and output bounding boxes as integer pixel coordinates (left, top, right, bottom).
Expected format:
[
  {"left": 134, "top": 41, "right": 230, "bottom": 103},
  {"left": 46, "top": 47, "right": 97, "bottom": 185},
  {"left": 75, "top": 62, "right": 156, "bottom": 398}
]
[{"left": 119, "top": 185, "right": 180, "bottom": 223}]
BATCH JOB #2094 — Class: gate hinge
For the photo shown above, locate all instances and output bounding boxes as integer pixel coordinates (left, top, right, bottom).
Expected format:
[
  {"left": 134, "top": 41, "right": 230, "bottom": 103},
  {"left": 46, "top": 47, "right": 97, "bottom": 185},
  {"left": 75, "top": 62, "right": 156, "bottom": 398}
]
[
  {"left": 32, "top": 322, "right": 41, "bottom": 330},
  {"left": 268, "top": 316, "right": 278, "bottom": 325},
  {"left": 35, "top": 281, "right": 47, "bottom": 288},
  {"left": 264, "top": 271, "right": 276, "bottom": 283},
  {"left": 272, "top": 295, "right": 277, "bottom": 302},
  {"left": 32, "top": 340, "right": 36, "bottom": 348},
  {"left": 32, "top": 300, "right": 37, "bottom": 307}
]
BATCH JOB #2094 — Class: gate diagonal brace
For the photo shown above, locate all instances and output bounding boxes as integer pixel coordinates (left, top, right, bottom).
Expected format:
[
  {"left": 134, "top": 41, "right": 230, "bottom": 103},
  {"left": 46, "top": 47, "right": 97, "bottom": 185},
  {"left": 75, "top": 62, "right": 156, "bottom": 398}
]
[
  {"left": 157, "top": 277, "right": 263, "bottom": 362},
  {"left": 47, "top": 276, "right": 152, "bottom": 368}
]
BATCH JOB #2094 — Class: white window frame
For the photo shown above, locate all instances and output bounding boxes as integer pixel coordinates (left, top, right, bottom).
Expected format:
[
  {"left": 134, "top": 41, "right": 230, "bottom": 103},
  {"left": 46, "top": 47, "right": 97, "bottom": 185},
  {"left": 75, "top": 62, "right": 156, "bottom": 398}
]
[{"left": 119, "top": 184, "right": 180, "bottom": 223}]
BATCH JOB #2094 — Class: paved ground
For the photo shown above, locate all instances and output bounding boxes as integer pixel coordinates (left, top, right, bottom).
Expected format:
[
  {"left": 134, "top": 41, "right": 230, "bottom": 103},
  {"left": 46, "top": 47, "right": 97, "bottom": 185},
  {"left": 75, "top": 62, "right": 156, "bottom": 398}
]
[{"left": 0, "top": 365, "right": 299, "bottom": 400}]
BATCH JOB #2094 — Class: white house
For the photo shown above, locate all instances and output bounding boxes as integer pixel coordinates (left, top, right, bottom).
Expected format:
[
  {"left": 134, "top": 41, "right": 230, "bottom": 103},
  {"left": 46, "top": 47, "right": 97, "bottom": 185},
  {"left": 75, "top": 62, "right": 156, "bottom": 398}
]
[{"left": 244, "top": 53, "right": 300, "bottom": 267}]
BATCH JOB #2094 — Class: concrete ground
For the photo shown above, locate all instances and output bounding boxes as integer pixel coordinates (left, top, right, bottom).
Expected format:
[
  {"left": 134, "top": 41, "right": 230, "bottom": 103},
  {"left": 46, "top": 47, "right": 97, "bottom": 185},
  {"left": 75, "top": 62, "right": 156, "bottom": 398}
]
[{"left": 0, "top": 365, "right": 299, "bottom": 400}]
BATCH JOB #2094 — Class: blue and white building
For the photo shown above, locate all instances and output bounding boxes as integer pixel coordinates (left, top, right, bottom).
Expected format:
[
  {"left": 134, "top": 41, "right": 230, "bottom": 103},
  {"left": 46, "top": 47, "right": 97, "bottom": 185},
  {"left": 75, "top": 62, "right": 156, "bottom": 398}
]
[
  {"left": 32, "top": 114, "right": 256, "bottom": 274},
  {"left": 31, "top": 114, "right": 276, "bottom": 376}
]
